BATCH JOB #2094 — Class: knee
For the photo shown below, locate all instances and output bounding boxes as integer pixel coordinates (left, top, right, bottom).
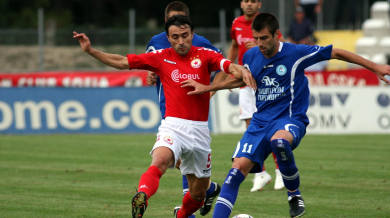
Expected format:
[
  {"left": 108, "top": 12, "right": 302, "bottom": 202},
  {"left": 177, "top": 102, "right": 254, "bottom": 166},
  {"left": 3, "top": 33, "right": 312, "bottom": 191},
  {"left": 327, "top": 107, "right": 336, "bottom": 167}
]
[
  {"left": 190, "top": 190, "right": 206, "bottom": 202},
  {"left": 151, "top": 156, "right": 170, "bottom": 174},
  {"left": 270, "top": 139, "right": 294, "bottom": 164}
]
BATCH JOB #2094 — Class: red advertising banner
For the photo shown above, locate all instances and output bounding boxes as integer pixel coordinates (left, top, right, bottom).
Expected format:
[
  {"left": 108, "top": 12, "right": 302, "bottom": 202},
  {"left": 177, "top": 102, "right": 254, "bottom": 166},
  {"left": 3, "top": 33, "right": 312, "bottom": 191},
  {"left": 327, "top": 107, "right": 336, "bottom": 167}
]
[
  {"left": 0, "top": 68, "right": 381, "bottom": 87},
  {"left": 0, "top": 70, "right": 149, "bottom": 88},
  {"left": 305, "top": 68, "right": 380, "bottom": 86}
]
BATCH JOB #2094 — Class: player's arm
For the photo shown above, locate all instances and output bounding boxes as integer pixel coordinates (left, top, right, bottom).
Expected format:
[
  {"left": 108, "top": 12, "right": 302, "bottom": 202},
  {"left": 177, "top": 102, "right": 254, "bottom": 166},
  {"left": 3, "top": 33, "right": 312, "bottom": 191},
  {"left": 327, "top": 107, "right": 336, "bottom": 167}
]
[
  {"left": 182, "top": 76, "right": 246, "bottom": 95},
  {"left": 73, "top": 31, "right": 129, "bottom": 69},
  {"left": 210, "top": 71, "right": 229, "bottom": 98},
  {"left": 331, "top": 48, "right": 390, "bottom": 84},
  {"left": 227, "top": 63, "right": 256, "bottom": 89}
]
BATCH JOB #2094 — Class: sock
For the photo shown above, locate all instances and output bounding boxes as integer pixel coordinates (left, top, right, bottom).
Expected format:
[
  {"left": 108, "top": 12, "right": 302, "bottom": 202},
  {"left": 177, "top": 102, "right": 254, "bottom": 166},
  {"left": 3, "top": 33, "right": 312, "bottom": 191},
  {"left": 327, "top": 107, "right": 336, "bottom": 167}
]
[
  {"left": 181, "top": 175, "right": 196, "bottom": 218},
  {"left": 137, "top": 165, "right": 163, "bottom": 199},
  {"left": 205, "top": 181, "right": 216, "bottom": 198},
  {"left": 262, "top": 164, "right": 266, "bottom": 171},
  {"left": 178, "top": 192, "right": 203, "bottom": 218},
  {"left": 213, "top": 168, "right": 245, "bottom": 218},
  {"left": 182, "top": 175, "right": 189, "bottom": 196},
  {"left": 287, "top": 189, "right": 301, "bottom": 198},
  {"left": 270, "top": 139, "right": 300, "bottom": 191},
  {"left": 272, "top": 152, "right": 279, "bottom": 169}
]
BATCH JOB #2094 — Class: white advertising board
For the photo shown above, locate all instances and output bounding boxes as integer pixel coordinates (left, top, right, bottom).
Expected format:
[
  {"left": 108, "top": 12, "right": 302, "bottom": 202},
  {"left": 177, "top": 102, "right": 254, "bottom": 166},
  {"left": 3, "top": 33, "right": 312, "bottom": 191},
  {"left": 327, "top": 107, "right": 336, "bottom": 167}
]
[{"left": 211, "top": 87, "right": 390, "bottom": 134}]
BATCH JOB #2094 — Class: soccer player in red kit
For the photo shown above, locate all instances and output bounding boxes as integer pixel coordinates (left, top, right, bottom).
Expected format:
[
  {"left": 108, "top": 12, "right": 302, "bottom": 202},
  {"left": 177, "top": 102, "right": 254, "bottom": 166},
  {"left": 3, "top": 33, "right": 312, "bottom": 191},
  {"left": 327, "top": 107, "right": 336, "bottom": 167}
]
[{"left": 73, "top": 15, "right": 255, "bottom": 218}]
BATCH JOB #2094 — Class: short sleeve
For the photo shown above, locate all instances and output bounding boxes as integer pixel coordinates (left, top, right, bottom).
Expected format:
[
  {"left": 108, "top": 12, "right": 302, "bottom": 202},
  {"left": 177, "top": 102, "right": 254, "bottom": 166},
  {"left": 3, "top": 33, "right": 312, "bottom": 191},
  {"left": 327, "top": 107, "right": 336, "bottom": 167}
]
[
  {"left": 205, "top": 49, "right": 232, "bottom": 73},
  {"left": 296, "top": 44, "right": 333, "bottom": 71}
]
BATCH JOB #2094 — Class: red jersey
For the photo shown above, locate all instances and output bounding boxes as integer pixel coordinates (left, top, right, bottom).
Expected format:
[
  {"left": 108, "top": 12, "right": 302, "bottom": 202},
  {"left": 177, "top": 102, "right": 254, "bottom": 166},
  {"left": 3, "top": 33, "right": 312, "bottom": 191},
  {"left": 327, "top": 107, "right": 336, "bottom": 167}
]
[
  {"left": 127, "top": 46, "right": 232, "bottom": 121},
  {"left": 231, "top": 15, "right": 283, "bottom": 65}
]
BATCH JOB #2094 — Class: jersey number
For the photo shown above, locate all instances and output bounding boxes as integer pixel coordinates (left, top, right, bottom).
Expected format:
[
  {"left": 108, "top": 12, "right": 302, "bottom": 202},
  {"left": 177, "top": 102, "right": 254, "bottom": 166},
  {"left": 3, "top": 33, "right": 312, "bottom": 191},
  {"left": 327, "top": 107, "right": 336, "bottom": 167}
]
[{"left": 242, "top": 143, "right": 253, "bottom": 153}]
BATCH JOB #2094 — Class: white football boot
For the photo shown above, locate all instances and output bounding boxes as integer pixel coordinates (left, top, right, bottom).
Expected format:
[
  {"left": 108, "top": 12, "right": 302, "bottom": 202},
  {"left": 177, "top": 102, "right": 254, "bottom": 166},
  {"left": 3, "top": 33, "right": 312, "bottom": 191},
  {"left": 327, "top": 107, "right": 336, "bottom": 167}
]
[{"left": 250, "top": 171, "right": 271, "bottom": 192}]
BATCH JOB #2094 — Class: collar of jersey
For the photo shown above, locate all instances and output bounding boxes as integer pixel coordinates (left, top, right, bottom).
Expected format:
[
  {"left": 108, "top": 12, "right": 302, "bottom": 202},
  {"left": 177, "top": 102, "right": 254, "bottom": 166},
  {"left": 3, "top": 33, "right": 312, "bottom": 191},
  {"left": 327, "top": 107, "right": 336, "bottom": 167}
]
[{"left": 172, "top": 45, "right": 195, "bottom": 59}]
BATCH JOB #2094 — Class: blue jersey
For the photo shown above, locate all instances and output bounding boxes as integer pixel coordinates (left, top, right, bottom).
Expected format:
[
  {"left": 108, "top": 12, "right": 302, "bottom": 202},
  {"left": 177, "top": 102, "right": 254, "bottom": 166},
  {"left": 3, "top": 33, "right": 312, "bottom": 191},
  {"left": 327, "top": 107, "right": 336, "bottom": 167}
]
[
  {"left": 146, "top": 32, "right": 221, "bottom": 117},
  {"left": 242, "top": 42, "right": 332, "bottom": 126}
]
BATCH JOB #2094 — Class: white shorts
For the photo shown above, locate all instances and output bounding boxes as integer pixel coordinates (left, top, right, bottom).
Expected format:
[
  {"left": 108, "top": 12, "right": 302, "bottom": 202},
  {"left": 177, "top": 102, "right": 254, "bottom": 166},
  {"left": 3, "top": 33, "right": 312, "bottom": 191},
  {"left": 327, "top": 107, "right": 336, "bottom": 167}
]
[
  {"left": 151, "top": 117, "right": 212, "bottom": 178},
  {"left": 239, "top": 86, "right": 257, "bottom": 120}
]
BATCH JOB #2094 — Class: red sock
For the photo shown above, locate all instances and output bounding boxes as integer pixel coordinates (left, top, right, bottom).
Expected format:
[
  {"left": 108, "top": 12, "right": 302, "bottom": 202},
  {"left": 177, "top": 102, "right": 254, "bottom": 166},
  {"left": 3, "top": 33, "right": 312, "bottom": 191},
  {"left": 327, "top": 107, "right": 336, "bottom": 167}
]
[
  {"left": 137, "top": 165, "right": 163, "bottom": 199},
  {"left": 262, "top": 163, "right": 266, "bottom": 171},
  {"left": 177, "top": 192, "right": 204, "bottom": 218},
  {"left": 272, "top": 152, "right": 279, "bottom": 169}
]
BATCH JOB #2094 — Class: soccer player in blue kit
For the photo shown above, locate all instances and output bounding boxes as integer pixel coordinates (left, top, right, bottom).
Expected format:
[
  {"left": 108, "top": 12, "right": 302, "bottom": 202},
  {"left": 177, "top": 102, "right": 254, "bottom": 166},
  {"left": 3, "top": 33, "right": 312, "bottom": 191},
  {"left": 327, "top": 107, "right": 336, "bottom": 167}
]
[
  {"left": 144, "top": 1, "right": 222, "bottom": 217},
  {"left": 181, "top": 13, "right": 390, "bottom": 218}
]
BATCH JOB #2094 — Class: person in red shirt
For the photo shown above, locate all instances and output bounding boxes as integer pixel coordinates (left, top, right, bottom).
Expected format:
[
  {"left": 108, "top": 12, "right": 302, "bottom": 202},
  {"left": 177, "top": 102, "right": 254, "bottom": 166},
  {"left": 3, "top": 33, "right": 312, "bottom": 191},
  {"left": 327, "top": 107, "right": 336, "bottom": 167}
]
[
  {"left": 73, "top": 15, "right": 255, "bottom": 218},
  {"left": 229, "top": 0, "right": 286, "bottom": 192}
]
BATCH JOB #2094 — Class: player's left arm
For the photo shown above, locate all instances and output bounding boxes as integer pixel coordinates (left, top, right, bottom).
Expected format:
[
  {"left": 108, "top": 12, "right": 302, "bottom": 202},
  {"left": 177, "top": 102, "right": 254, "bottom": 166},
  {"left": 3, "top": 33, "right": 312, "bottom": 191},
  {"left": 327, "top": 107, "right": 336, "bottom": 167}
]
[
  {"left": 181, "top": 76, "right": 246, "bottom": 95},
  {"left": 331, "top": 48, "right": 390, "bottom": 84}
]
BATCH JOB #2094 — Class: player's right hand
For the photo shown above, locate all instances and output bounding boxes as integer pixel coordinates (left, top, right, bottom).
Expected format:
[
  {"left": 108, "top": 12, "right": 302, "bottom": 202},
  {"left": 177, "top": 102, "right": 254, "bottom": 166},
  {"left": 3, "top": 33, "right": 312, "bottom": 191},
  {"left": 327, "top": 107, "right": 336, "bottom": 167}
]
[
  {"left": 181, "top": 79, "right": 208, "bottom": 95},
  {"left": 73, "top": 31, "right": 92, "bottom": 53},
  {"left": 146, "top": 71, "right": 158, "bottom": 86},
  {"left": 242, "top": 68, "right": 257, "bottom": 90}
]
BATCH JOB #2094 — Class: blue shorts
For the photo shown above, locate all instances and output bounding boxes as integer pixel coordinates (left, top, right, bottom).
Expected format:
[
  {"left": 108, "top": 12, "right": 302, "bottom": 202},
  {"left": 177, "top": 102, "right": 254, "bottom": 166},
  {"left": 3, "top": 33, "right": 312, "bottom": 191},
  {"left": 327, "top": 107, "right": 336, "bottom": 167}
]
[{"left": 232, "top": 118, "right": 307, "bottom": 173}]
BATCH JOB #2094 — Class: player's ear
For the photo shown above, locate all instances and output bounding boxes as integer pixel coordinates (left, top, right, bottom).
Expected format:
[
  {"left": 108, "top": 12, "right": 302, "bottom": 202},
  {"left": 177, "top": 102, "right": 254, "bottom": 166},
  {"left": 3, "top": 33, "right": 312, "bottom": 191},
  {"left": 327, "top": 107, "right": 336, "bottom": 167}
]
[
  {"left": 258, "top": 1, "right": 262, "bottom": 10},
  {"left": 274, "top": 29, "right": 280, "bottom": 39}
]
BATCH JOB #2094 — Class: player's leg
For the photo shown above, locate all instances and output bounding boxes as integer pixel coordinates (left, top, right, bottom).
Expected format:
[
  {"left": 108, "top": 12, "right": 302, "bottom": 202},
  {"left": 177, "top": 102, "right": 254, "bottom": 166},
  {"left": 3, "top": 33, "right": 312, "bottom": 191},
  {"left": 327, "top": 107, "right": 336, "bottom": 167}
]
[
  {"left": 175, "top": 175, "right": 209, "bottom": 218},
  {"left": 213, "top": 157, "right": 255, "bottom": 218},
  {"left": 269, "top": 120, "right": 306, "bottom": 218},
  {"left": 199, "top": 179, "right": 221, "bottom": 216},
  {"left": 132, "top": 146, "right": 174, "bottom": 218},
  {"left": 213, "top": 125, "right": 268, "bottom": 218}
]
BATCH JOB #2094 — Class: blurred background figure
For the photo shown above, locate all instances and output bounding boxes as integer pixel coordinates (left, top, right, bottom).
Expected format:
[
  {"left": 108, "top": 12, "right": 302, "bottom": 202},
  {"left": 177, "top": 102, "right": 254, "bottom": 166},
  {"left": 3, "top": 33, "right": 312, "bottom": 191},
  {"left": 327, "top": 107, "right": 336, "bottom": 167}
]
[
  {"left": 294, "top": 0, "right": 323, "bottom": 30},
  {"left": 288, "top": 6, "right": 313, "bottom": 45},
  {"left": 334, "top": 0, "right": 357, "bottom": 30}
]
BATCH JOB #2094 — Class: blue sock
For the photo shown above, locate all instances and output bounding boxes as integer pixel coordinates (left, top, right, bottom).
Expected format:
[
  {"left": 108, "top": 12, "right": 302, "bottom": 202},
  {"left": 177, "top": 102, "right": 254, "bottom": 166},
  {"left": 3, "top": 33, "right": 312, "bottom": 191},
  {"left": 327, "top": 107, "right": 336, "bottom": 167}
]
[
  {"left": 182, "top": 175, "right": 196, "bottom": 218},
  {"left": 213, "top": 168, "right": 245, "bottom": 218},
  {"left": 270, "top": 139, "right": 300, "bottom": 191},
  {"left": 182, "top": 175, "right": 189, "bottom": 196},
  {"left": 205, "top": 181, "right": 216, "bottom": 198},
  {"left": 287, "top": 189, "right": 301, "bottom": 197}
]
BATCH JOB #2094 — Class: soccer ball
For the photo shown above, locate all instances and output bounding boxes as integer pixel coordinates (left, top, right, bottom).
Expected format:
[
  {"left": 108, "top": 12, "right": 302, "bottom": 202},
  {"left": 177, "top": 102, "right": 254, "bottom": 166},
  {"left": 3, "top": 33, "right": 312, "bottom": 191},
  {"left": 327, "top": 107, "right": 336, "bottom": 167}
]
[{"left": 232, "top": 214, "right": 253, "bottom": 218}]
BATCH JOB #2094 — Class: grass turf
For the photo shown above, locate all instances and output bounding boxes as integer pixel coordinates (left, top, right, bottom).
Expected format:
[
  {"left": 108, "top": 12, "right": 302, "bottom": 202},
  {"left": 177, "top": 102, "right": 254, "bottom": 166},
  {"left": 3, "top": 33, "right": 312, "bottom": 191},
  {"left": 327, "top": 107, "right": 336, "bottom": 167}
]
[{"left": 0, "top": 134, "right": 389, "bottom": 218}]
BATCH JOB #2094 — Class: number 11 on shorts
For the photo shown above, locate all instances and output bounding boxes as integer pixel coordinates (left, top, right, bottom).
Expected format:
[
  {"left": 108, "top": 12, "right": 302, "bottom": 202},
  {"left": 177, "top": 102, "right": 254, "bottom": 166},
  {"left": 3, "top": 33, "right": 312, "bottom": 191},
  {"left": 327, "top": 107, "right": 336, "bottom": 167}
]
[{"left": 242, "top": 143, "right": 252, "bottom": 153}]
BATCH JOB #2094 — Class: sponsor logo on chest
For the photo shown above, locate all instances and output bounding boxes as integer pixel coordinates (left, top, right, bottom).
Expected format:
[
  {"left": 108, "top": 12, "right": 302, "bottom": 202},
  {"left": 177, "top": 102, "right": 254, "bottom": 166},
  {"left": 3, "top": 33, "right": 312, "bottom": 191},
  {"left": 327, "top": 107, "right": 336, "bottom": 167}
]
[{"left": 171, "top": 69, "right": 200, "bottom": 82}]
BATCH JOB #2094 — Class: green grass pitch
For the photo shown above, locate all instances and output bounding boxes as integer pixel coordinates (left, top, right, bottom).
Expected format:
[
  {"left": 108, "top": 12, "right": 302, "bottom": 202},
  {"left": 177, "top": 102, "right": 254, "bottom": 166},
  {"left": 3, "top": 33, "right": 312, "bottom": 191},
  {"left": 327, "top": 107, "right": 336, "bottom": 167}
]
[{"left": 0, "top": 134, "right": 389, "bottom": 218}]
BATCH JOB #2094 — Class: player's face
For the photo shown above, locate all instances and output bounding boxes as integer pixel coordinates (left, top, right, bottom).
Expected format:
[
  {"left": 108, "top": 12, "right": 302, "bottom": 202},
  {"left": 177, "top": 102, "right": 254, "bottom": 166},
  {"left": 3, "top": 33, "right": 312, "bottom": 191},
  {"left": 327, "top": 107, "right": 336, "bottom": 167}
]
[
  {"left": 241, "top": 0, "right": 261, "bottom": 17},
  {"left": 167, "top": 25, "right": 194, "bottom": 56},
  {"left": 252, "top": 27, "right": 280, "bottom": 58}
]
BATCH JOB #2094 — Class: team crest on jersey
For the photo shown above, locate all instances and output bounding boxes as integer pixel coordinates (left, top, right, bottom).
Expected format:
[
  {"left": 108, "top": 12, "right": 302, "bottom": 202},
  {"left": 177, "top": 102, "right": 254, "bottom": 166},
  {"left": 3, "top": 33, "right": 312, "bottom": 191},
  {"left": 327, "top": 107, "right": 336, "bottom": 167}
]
[
  {"left": 191, "top": 58, "right": 202, "bottom": 68},
  {"left": 276, "top": 65, "right": 287, "bottom": 76},
  {"left": 164, "top": 136, "right": 173, "bottom": 145}
]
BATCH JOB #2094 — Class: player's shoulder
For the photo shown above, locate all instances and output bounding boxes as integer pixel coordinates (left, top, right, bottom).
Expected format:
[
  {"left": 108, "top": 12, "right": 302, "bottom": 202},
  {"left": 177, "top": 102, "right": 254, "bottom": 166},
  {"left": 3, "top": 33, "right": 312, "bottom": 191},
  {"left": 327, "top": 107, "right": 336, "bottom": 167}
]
[
  {"left": 232, "top": 15, "right": 245, "bottom": 25},
  {"left": 146, "top": 32, "right": 169, "bottom": 52},
  {"left": 243, "top": 47, "right": 260, "bottom": 62},
  {"left": 195, "top": 46, "right": 221, "bottom": 55},
  {"left": 193, "top": 34, "right": 212, "bottom": 45}
]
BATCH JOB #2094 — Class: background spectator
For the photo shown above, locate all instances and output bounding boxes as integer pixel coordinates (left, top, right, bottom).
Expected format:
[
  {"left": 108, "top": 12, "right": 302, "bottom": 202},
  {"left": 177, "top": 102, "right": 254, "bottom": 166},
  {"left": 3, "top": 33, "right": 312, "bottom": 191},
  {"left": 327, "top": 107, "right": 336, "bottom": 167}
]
[{"left": 288, "top": 6, "right": 313, "bottom": 45}]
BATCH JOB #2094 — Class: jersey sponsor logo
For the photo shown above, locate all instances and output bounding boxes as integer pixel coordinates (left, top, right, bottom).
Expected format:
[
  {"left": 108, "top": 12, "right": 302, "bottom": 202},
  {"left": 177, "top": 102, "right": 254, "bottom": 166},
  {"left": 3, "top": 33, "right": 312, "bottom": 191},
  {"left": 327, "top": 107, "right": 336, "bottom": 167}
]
[
  {"left": 237, "top": 34, "right": 255, "bottom": 45},
  {"left": 235, "top": 27, "right": 242, "bottom": 31},
  {"left": 258, "top": 76, "right": 286, "bottom": 101},
  {"left": 191, "top": 58, "right": 202, "bottom": 68},
  {"left": 262, "top": 76, "right": 280, "bottom": 87},
  {"left": 163, "top": 135, "right": 173, "bottom": 145},
  {"left": 164, "top": 59, "right": 176, "bottom": 64},
  {"left": 276, "top": 65, "right": 287, "bottom": 76},
  {"left": 171, "top": 69, "right": 200, "bottom": 82},
  {"left": 264, "top": 64, "right": 274, "bottom": 69}
]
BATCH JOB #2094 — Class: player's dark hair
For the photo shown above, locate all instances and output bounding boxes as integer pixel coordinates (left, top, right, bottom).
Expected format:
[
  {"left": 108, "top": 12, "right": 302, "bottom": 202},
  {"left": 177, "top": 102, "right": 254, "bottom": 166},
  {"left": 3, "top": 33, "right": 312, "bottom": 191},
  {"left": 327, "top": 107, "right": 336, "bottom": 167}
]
[
  {"left": 252, "top": 13, "right": 279, "bottom": 36},
  {"left": 165, "top": 1, "right": 190, "bottom": 18},
  {"left": 165, "top": 15, "right": 194, "bottom": 35}
]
